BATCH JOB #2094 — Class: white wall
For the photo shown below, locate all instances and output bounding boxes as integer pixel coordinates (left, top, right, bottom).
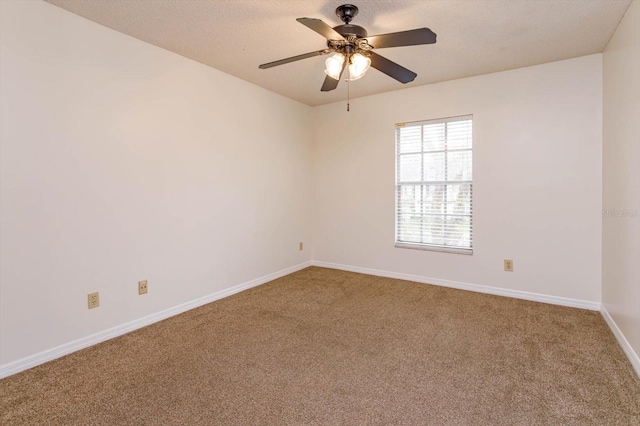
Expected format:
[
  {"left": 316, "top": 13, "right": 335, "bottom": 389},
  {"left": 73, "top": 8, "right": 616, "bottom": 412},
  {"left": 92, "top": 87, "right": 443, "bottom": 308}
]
[
  {"left": 312, "top": 55, "right": 603, "bottom": 304},
  {"left": 0, "top": 0, "right": 615, "bottom": 374},
  {"left": 0, "top": 0, "right": 312, "bottom": 366},
  {"left": 602, "top": 0, "right": 640, "bottom": 360}
]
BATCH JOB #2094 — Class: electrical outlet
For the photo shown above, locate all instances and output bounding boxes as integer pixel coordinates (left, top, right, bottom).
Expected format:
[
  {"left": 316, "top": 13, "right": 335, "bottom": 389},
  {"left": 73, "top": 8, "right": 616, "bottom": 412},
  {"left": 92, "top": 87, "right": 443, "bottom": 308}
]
[
  {"left": 88, "top": 292, "right": 99, "bottom": 309},
  {"left": 299, "top": 242, "right": 304, "bottom": 251},
  {"left": 504, "top": 259, "right": 514, "bottom": 272},
  {"left": 138, "top": 280, "right": 148, "bottom": 295}
]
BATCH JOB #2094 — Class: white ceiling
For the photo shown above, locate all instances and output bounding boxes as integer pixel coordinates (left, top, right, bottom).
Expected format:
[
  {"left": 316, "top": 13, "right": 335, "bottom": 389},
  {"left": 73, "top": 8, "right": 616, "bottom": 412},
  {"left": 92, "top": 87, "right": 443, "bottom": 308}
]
[{"left": 45, "top": 0, "right": 631, "bottom": 106}]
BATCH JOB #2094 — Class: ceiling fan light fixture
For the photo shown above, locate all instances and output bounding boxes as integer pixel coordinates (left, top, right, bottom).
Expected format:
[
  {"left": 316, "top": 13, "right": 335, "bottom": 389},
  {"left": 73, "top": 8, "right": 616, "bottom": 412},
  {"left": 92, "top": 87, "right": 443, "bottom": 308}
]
[
  {"left": 259, "top": 4, "right": 436, "bottom": 94},
  {"left": 325, "top": 53, "right": 346, "bottom": 80},
  {"left": 347, "top": 52, "right": 371, "bottom": 81}
]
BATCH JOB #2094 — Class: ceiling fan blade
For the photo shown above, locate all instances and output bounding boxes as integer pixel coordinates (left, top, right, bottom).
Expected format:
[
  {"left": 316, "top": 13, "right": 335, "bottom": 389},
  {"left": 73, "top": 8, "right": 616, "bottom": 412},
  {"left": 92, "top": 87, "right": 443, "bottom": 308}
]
[
  {"left": 321, "top": 75, "right": 339, "bottom": 92},
  {"left": 369, "top": 52, "right": 417, "bottom": 84},
  {"left": 321, "top": 60, "right": 347, "bottom": 92},
  {"left": 366, "top": 28, "right": 436, "bottom": 49},
  {"left": 259, "top": 49, "right": 331, "bottom": 69},
  {"left": 297, "top": 18, "right": 346, "bottom": 41}
]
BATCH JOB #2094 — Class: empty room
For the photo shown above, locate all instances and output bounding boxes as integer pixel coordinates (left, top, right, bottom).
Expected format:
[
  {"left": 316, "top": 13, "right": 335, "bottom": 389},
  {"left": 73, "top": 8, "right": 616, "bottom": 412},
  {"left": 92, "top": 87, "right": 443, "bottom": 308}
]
[{"left": 1, "top": 0, "right": 639, "bottom": 424}]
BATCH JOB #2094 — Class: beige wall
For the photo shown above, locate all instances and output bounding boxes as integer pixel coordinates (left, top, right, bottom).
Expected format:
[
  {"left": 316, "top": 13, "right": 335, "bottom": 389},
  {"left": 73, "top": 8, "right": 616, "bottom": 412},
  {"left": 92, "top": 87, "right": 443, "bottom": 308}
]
[
  {"left": 602, "top": 0, "right": 640, "bottom": 360},
  {"left": 0, "top": 0, "right": 313, "bottom": 366},
  {"left": 312, "top": 55, "right": 603, "bottom": 304}
]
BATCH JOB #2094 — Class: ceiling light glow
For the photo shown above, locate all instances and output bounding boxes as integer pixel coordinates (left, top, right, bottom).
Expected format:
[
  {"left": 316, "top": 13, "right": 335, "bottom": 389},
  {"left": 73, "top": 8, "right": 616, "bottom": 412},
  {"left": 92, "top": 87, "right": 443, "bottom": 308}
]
[
  {"left": 348, "top": 52, "right": 371, "bottom": 81},
  {"left": 325, "top": 53, "right": 345, "bottom": 80}
]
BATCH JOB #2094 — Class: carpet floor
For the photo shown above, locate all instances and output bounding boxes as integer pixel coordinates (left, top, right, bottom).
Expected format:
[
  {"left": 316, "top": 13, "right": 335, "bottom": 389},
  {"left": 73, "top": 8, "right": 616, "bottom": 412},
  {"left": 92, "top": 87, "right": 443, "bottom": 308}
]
[{"left": 1, "top": 267, "right": 639, "bottom": 425}]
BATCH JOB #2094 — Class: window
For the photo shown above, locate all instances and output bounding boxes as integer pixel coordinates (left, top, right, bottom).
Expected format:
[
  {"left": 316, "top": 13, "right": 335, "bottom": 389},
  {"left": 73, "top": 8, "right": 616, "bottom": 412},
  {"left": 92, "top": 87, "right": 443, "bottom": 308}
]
[{"left": 395, "top": 115, "right": 473, "bottom": 254}]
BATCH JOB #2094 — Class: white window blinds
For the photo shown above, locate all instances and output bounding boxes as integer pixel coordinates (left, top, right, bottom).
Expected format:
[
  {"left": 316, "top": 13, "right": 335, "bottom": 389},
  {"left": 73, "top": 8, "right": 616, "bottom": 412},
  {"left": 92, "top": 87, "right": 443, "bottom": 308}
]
[{"left": 395, "top": 115, "right": 473, "bottom": 253}]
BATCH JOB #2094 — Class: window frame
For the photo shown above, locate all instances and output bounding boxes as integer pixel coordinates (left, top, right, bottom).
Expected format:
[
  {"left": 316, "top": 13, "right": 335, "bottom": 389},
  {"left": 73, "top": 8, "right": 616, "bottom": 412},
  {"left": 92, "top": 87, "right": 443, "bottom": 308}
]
[{"left": 394, "top": 115, "right": 474, "bottom": 255}]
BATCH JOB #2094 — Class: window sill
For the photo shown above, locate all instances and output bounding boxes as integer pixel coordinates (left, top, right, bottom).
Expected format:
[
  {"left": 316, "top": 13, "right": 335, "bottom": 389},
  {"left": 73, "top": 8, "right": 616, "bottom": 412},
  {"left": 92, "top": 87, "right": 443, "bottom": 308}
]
[{"left": 395, "top": 243, "right": 473, "bottom": 255}]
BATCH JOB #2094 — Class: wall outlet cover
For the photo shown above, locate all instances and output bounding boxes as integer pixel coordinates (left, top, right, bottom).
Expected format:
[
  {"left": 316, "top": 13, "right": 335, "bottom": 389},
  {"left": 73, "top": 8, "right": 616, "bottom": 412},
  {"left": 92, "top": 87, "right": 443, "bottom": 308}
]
[
  {"left": 138, "top": 280, "right": 148, "bottom": 295},
  {"left": 504, "top": 259, "right": 514, "bottom": 272},
  {"left": 88, "top": 292, "right": 99, "bottom": 309}
]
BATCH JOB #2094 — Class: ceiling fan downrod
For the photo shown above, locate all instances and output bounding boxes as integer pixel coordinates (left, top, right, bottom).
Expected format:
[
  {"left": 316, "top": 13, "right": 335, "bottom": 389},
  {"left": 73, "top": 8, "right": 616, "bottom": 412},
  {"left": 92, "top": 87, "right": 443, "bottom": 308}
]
[{"left": 332, "top": 4, "right": 368, "bottom": 40}]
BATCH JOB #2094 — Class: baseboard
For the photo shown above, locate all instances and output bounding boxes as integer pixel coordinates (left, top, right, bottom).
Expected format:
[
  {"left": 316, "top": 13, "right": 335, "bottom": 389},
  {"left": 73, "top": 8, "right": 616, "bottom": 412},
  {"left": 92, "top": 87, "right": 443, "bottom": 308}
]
[
  {"left": 600, "top": 305, "right": 640, "bottom": 378},
  {"left": 0, "top": 261, "right": 313, "bottom": 379},
  {"left": 311, "top": 260, "right": 601, "bottom": 311}
]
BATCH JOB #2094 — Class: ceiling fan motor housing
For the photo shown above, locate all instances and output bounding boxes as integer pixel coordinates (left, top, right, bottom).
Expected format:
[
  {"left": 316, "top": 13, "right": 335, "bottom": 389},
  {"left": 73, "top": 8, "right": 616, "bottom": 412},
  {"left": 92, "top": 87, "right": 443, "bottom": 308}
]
[
  {"left": 333, "top": 24, "right": 367, "bottom": 39},
  {"left": 331, "top": 6, "right": 368, "bottom": 55}
]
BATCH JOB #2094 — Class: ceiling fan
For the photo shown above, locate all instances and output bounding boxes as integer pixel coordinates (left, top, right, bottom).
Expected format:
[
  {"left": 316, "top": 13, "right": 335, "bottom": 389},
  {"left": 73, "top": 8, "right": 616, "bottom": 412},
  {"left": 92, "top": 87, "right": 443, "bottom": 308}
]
[{"left": 258, "top": 4, "right": 437, "bottom": 92}]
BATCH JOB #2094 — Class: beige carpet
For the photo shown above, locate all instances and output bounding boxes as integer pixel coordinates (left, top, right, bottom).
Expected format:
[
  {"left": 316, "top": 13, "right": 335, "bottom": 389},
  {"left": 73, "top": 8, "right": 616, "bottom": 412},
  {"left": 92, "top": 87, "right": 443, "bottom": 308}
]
[{"left": 1, "top": 267, "right": 639, "bottom": 425}]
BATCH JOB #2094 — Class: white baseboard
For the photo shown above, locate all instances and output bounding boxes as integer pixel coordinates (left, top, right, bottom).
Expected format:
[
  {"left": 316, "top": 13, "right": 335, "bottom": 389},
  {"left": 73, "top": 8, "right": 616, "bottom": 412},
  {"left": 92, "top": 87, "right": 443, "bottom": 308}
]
[
  {"left": 311, "top": 261, "right": 601, "bottom": 311},
  {"left": 600, "top": 305, "right": 640, "bottom": 378},
  {"left": 0, "top": 261, "right": 312, "bottom": 379}
]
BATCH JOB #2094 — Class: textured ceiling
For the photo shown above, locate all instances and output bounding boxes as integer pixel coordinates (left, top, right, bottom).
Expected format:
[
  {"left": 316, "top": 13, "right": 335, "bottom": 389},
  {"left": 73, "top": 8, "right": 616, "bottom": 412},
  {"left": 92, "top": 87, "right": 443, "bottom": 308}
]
[{"left": 45, "top": 0, "right": 631, "bottom": 106}]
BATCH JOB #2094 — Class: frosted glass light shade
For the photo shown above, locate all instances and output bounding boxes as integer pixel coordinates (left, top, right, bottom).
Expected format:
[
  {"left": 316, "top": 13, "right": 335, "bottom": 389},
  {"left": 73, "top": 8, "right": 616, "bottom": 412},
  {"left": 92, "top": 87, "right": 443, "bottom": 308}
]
[
  {"left": 348, "top": 53, "right": 371, "bottom": 81},
  {"left": 325, "top": 53, "right": 346, "bottom": 80}
]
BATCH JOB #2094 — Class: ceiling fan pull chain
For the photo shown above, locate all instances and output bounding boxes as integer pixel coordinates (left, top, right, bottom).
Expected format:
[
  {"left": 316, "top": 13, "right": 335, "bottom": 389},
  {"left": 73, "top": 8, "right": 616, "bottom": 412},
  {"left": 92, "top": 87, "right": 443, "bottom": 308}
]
[{"left": 347, "top": 78, "right": 350, "bottom": 112}]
